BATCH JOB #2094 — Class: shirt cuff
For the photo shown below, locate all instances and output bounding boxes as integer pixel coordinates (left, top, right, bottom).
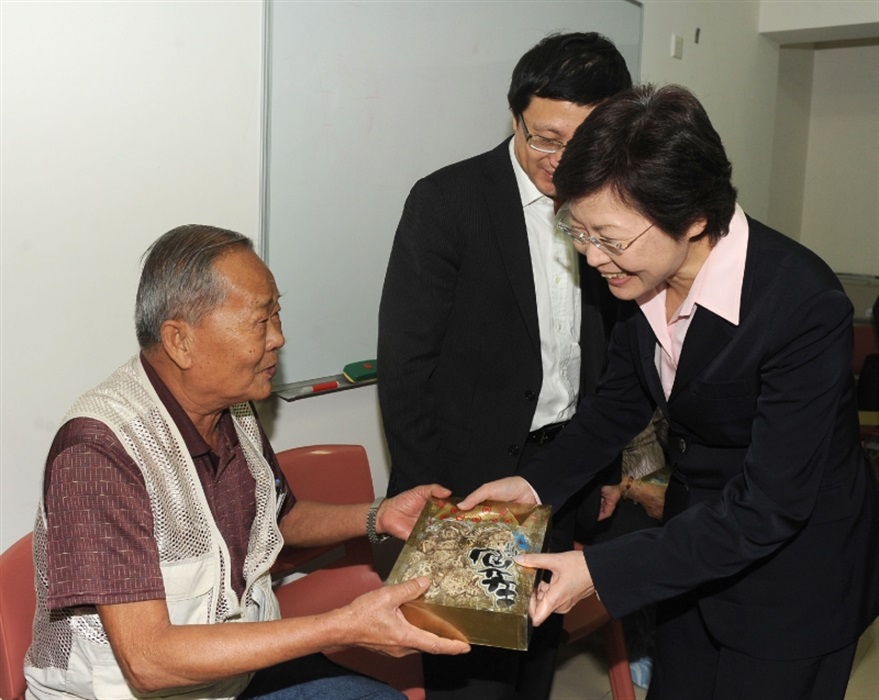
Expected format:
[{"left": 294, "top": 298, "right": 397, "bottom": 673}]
[{"left": 524, "top": 479, "right": 542, "bottom": 505}]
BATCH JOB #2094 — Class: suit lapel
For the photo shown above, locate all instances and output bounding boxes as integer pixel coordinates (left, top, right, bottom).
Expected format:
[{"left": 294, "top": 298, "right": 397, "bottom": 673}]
[
  {"left": 484, "top": 141, "right": 540, "bottom": 356},
  {"left": 671, "top": 216, "right": 764, "bottom": 399},
  {"left": 636, "top": 306, "right": 734, "bottom": 408},
  {"left": 670, "top": 309, "right": 736, "bottom": 399},
  {"left": 635, "top": 312, "right": 668, "bottom": 411},
  {"left": 739, "top": 215, "right": 766, "bottom": 319},
  {"left": 637, "top": 217, "right": 765, "bottom": 406}
]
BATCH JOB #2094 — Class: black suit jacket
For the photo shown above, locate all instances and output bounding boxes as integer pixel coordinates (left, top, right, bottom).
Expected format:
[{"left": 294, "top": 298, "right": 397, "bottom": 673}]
[
  {"left": 522, "top": 217, "right": 879, "bottom": 659},
  {"left": 378, "top": 139, "right": 618, "bottom": 497}
]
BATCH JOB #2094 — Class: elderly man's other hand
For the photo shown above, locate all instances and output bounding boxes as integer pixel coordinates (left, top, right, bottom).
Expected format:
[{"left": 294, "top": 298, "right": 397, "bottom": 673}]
[
  {"left": 620, "top": 478, "right": 666, "bottom": 521},
  {"left": 634, "top": 482, "right": 666, "bottom": 521},
  {"left": 337, "top": 577, "right": 471, "bottom": 657},
  {"left": 598, "top": 484, "right": 622, "bottom": 521}
]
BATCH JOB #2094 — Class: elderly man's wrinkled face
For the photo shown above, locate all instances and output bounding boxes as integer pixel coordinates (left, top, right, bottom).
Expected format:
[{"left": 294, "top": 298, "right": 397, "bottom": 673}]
[{"left": 187, "top": 248, "right": 284, "bottom": 408}]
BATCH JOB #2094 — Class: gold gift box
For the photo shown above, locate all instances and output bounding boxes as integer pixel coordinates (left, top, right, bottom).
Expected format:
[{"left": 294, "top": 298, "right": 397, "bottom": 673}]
[{"left": 386, "top": 497, "right": 551, "bottom": 650}]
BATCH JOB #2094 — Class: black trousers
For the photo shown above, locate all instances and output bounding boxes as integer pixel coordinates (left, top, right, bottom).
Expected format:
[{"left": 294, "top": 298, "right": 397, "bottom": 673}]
[
  {"left": 421, "top": 613, "right": 564, "bottom": 700},
  {"left": 647, "top": 593, "right": 858, "bottom": 700}
]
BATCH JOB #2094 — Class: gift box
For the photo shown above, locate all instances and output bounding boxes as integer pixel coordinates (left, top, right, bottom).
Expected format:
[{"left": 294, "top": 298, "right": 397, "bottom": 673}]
[{"left": 386, "top": 497, "right": 551, "bottom": 650}]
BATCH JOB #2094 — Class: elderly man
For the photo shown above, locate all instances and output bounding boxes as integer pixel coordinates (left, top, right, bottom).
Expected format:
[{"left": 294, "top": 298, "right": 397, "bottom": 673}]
[{"left": 25, "top": 225, "right": 469, "bottom": 700}]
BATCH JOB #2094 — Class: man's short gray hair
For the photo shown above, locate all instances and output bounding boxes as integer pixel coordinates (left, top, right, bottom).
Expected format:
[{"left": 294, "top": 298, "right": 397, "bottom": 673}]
[{"left": 135, "top": 224, "right": 254, "bottom": 349}]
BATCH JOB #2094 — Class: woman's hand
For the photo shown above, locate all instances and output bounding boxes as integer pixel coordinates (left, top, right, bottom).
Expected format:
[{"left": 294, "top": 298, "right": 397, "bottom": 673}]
[
  {"left": 456, "top": 477, "right": 538, "bottom": 511},
  {"left": 513, "top": 550, "right": 594, "bottom": 627}
]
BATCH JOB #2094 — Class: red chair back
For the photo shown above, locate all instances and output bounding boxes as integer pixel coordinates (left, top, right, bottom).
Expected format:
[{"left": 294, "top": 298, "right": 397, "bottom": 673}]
[
  {"left": 271, "top": 444, "right": 376, "bottom": 577},
  {"left": 271, "top": 445, "right": 425, "bottom": 700},
  {"left": 0, "top": 532, "right": 35, "bottom": 700}
]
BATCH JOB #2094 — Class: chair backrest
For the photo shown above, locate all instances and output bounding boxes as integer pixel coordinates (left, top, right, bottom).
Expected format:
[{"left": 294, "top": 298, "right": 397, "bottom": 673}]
[
  {"left": 271, "top": 445, "right": 425, "bottom": 700},
  {"left": 276, "top": 444, "right": 375, "bottom": 504},
  {"left": 271, "top": 444, "right": 376, "bottom": 578},
  {"left": 0, "top": 532, "right": 35, "bottom": 700}
]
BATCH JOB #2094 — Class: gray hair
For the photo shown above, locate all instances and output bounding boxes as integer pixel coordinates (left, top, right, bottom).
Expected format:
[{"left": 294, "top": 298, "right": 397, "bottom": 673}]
[{"left": 135, "top": 224, "right": 253, "bottom": 349}]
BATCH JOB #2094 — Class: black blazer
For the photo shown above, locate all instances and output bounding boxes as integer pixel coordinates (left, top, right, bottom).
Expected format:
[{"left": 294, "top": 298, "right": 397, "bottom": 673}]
[
  {"left": 522, "top": 217, "right": 879, "bottom": 659},
  {"left": 378, "top": 139, "right": 618, "bottom": 497}
]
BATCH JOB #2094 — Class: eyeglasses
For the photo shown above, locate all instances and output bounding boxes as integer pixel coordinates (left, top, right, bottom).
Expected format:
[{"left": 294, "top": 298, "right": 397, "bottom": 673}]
[
  {"left": 519, "top": 116, "right": 567, "bottom": 154},
  {"left": 556, "top": 204, "right": 655, "bottom": 257}
]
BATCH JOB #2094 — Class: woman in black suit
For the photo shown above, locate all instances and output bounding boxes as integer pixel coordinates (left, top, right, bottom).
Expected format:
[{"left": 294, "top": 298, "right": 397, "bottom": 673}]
[{"left": 461, "top": 84, "right": 879, "bottom": 700}]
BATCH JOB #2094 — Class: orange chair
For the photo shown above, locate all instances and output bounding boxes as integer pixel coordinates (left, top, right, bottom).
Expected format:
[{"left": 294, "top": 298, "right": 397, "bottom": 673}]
[
  {"left": 560, "top": 541, "right": 637, "bottom": 700},
  {"left": 0, "top": 531, "right": 35, "bottom": 700},
  {"left": 271, "top": 444, "right": 425, "bottom": 700}
]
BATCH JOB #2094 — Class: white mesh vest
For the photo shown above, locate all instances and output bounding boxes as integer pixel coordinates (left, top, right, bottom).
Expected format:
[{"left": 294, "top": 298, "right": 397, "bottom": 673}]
[{"left": 25, "top": 356, "right": 283, "bottom": 700}]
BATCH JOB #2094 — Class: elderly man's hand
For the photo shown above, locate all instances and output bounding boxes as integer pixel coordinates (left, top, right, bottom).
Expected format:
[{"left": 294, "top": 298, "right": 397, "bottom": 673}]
[
  {"left": 335, "top": 577, "right": 471, "bottom": 657},
  {"left": 598, "top": 484, "right": 622, "bottom": 521},
  {"left": 380, "top": 484, "right": 452, "bottom": 540}
]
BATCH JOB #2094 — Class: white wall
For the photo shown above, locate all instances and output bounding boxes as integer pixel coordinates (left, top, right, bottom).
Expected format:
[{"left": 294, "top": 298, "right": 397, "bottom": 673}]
[
  {"left": 1, "top": 0, "right": 874, "bottom": 550},
  {"left": 638, "top": 0, "right": 780, "bottom": 219},
  {"left": 0, "top": 0, "right": 265, "bottom": 548},
  {"left": 759, "top": 0, "right": 879, "bottom": 43}
]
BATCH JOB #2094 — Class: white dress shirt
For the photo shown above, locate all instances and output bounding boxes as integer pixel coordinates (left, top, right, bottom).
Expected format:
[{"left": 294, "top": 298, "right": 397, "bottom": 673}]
[{"left": 509, "top": 140, "right": 582, "bottom": 430}]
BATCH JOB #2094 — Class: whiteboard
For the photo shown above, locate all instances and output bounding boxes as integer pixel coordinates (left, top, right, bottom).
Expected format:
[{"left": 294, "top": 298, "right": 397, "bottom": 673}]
[{"left": 263, "top": 0, "right": 642, "bottom": 388}]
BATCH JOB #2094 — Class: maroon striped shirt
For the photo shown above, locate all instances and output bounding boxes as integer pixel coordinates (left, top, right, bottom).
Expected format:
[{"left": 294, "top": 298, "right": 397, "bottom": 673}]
[{"left": 43, "top": 356, "right": 294, "bottom": 608}]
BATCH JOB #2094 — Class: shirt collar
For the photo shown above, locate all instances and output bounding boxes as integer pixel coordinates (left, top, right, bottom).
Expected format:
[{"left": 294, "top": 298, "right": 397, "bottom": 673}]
[
  {"left": 638, "top": 204, "right": 748, "bottom": 326},
  {"left": 687, "top": 203, "right": 748, "bottom": 325},
  {"left": 509, "top": 137, "right": 550, "bottom": 209},
  {"left": 140, "top": 354, "right": 236, "bottom": 460}
]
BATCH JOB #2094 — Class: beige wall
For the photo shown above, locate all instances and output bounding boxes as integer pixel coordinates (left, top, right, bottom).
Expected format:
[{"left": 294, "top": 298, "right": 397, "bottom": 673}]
[
  {"left": 2, "top": 0, "right": 877, "bottom": 549},
  {"left": 768, "top": 46, "right": 814, "bottom": 239},
  {"left": 800, "top": 43, "right": 879, "bottom": 278}
]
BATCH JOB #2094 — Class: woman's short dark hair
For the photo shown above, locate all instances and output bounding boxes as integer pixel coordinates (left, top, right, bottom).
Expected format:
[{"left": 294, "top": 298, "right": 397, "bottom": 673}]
[
  {"left": 553, "top": 84, "right": 738, "bottom": 244},
  {"left": 507, "top": 32, "right": 632, "bottom": 115},
  {"left": 135, "top": 224, "right": 253, "bottom": 349}
]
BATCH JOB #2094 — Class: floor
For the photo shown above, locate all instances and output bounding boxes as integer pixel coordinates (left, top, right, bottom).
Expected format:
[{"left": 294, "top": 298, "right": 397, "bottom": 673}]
[{"left": 549, "top": 617, "right": 879, "bottom": 700}]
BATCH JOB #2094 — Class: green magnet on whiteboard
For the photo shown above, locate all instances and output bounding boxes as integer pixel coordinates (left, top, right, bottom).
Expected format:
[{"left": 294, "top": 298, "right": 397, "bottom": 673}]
[{"left": 343, "top": 360, "right": 377, "bottom": 383}]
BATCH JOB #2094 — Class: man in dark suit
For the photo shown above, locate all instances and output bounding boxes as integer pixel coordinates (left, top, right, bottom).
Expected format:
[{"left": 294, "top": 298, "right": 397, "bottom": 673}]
[
  {"left": 462, "top": 84, "right": 879, "bottom": 700},
  {"left": 377, "top": 32, "right": 631, "bottom": 700}
]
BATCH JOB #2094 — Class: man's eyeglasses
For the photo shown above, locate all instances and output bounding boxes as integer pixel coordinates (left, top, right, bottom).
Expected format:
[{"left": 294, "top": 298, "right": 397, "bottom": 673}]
[
  {"left": 519, "top": 116, "right": 567, "bottom": 154},
  {"left": 556, "top": 204, "right": 655, "bottom": 257}
]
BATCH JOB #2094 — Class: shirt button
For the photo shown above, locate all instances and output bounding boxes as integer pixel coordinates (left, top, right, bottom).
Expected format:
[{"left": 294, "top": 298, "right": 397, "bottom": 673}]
[
  {"left": 508, "top": 445, "right": 520, "bottom": 457},
  {"left": 678, "top": 438, "right": 687, "bottom": 453},
  {"left": 525, "top": 390, "right": 536, "bottom": 402}
]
